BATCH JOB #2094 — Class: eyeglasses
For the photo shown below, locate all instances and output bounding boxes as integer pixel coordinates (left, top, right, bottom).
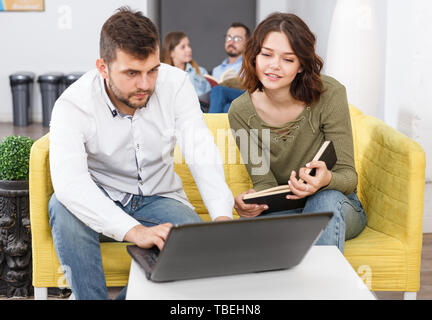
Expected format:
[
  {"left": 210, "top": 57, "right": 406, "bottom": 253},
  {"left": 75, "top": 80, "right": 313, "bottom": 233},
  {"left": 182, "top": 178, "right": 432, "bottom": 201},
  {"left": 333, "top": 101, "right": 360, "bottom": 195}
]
[{"left": 225, "top": 35, "right": 243, "bottom": 43}]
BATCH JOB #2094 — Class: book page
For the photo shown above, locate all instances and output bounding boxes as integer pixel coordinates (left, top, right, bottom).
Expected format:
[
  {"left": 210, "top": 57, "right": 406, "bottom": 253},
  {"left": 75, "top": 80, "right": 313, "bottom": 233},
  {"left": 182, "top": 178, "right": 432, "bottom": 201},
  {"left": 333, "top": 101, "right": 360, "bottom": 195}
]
[
  {"left": 220, "top": 68, "right": 237, "bottom": 82},
  {"left": 204, "top": 74, "right": 219, "bottom": 87},
  {"left": 243, "top": 184, "right": 290, "bottom": 199}
]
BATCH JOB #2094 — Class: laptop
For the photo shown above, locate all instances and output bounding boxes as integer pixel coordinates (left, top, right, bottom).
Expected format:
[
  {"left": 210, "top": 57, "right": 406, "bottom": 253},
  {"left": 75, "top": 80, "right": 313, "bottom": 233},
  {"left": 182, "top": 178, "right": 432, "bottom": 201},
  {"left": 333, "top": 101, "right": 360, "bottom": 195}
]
[{"left": 126, "top": 211, "right": 333, "bottom": 282}]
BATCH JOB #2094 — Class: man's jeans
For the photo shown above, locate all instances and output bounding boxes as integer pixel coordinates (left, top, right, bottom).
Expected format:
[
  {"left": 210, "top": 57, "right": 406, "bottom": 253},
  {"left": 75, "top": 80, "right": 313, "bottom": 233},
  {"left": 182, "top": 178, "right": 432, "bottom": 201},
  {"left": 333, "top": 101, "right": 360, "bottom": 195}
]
[
  {"left": 48, "top": 193, "right": 202, "bottom": 300},
  {"left": 208, "top": 86, "right": 244, "bottom": 113},
  {"left": 259, "top": 189, "right": 367, "bottom": 253}
]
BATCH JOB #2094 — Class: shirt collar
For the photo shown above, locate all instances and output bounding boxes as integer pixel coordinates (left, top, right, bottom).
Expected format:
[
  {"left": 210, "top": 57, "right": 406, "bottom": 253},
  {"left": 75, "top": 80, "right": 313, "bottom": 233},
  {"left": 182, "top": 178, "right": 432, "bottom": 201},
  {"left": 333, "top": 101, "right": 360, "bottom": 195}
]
[
  {"left": 185, "top": 62, "right": 194, "bottom": 72},
  {"left": 222, "top": 56, "right": 242, "bottom": 66},
  {"left": 99, "top": 74, "right": 132, "bottom": 119}
]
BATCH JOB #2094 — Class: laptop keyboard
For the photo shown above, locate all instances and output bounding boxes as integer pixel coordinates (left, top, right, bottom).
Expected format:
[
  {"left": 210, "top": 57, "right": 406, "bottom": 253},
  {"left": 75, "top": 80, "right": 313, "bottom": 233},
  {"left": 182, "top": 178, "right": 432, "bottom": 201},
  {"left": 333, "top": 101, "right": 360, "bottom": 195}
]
[{"left": 144, "top": 247, "right": 160, "bottom": 266}]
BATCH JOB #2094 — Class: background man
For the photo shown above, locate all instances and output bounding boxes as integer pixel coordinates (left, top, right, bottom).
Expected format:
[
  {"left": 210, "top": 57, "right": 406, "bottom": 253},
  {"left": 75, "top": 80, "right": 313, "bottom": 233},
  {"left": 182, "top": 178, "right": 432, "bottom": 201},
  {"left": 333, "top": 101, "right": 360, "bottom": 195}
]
[
  {"left": 206, "top": 22, "right": 251, "bottom": 113},
  {"left": 212, "top": 22, "right": 250, "bottom": 80}
]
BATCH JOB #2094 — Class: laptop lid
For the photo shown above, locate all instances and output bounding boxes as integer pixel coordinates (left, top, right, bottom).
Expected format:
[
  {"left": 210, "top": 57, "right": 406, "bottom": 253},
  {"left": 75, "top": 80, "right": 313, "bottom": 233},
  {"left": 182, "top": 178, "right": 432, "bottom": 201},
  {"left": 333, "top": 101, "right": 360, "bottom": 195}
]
[{"left": 127, "top": 211, "right": 333, "bottom": 282}]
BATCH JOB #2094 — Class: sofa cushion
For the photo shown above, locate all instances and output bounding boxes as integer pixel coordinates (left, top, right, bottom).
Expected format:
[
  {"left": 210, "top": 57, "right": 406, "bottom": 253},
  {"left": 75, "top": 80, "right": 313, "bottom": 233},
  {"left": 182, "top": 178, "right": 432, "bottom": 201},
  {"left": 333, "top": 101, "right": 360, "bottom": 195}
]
[{"left": 345, "top": 226, "right": 408, "bottom": 291}]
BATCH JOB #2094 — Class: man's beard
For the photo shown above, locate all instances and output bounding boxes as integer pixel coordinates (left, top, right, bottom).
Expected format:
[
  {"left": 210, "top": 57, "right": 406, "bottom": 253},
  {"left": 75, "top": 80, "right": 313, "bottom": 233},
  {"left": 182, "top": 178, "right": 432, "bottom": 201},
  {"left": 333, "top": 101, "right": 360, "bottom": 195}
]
[
  {"left": 108, "top": 77, "right": 153, "bottom": 110},
  {"left": 225, "top": 45, "right": 241, "bottom": 58}
]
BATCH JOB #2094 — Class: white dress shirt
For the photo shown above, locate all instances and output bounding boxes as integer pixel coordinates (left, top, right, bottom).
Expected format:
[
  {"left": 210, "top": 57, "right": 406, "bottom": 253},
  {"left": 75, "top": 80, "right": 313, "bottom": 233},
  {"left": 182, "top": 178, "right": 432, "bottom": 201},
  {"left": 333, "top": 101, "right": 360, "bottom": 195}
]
[{"left": 49, "top": 64, "right": 234, "bottom": 242}]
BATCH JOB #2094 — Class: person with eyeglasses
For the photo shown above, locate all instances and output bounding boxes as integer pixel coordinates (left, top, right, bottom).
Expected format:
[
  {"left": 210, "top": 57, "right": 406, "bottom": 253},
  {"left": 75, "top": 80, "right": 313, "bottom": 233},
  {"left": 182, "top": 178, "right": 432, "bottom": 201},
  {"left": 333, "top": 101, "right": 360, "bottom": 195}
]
[
  {"left": 212, "top": 22, "right": 250, "bottom": 81},
  {"left": 207, "top": 22, "right": 250, "bottom": 113}
]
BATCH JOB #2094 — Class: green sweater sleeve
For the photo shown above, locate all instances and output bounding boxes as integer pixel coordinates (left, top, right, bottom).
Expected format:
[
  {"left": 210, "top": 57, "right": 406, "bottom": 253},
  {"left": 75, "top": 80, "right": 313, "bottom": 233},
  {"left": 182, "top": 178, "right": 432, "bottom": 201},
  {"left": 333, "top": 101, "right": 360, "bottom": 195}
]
[{"left": 319, "top": 85, "right": 358, "bottom": 195}]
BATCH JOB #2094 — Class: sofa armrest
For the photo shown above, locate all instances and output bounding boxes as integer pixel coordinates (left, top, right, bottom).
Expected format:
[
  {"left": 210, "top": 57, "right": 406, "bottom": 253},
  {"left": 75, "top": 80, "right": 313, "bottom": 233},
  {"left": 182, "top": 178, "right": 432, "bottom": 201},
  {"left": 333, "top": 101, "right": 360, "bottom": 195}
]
[
  {"left": 29, "top": 133, "right": 53, "bottom": 234},
  {"left": 29, "top": 133, "right": 59, "bottom": 286},
  {"left": 350, "top": 107, "right": 425, "bottom": 248}
]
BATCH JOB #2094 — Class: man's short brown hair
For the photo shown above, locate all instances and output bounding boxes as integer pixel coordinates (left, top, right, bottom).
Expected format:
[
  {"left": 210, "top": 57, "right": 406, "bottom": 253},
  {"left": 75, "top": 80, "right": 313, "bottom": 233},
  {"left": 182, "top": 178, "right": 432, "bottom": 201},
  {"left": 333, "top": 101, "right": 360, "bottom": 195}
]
[
  {"left": 241, "top": 13, "right": 323, "bottom": 105},
  {"left": 100, "top": 6, "right": 159, "bottom": 65},
  {"left": 229, "top": 22, "right": 251, "bottom": 39}
]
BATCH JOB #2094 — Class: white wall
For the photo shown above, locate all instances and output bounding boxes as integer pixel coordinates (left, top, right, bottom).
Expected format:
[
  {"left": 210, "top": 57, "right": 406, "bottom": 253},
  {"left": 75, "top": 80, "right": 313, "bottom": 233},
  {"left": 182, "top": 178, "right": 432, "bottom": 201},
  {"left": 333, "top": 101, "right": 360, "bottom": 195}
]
[
  {"left": 0, "top": 0, "right": 147, "bottom": 122},
  {"left": 385, "top": 0, "right": 432, "bottom": 181},
  {"left": 284, "top": 0, "right": 337, "bottom": 64},
  {"left": 385, "top": 0, "right": 432, "bottom": 232},
  {"left": 256, "top": 0, "right": 290, "bottom": 23}
]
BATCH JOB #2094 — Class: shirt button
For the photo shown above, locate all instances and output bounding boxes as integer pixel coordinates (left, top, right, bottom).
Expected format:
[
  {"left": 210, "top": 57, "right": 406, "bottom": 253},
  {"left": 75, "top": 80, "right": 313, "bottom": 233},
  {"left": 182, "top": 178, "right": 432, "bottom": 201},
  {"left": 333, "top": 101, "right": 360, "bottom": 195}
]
[{"left": 136, "top": 144, "right": 140, "bottom": 150}]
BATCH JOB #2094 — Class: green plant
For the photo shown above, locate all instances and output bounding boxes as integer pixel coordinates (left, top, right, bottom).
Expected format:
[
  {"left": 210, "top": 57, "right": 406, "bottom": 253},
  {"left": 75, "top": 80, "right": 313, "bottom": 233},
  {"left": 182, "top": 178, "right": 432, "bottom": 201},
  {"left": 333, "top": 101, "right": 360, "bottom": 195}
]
[{"left": 0, "top": 135, "right": 34, "bottom": 181}]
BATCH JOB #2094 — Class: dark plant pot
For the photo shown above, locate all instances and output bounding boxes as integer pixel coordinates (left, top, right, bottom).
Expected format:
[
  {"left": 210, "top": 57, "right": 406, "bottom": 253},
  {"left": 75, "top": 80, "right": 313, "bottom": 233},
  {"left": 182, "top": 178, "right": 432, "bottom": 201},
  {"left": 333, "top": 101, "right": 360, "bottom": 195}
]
[{"left": 0, "top": 180, "right": 33, "bottom": 298}]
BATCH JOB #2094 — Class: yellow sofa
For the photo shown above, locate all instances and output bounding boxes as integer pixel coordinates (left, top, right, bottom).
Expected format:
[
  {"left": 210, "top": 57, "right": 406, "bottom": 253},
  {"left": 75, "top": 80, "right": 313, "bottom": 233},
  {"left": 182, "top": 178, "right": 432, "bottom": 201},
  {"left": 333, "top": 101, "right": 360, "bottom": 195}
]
[{"left": 29, "top": 106, "right": 425, "bottom": 299}]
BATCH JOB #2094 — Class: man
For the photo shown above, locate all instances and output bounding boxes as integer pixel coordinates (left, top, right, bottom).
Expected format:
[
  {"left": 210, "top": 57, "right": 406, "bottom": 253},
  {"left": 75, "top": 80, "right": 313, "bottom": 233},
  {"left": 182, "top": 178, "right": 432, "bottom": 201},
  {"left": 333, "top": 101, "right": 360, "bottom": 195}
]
[
  {"left": 212, "top": 22, "right": 250, "bottom": 81},
  {"left": 206, "top": 23, "right": 250, "bottom": 113},
  {"left": 48, "top": 7, "right": 233, "bottom": 300}
]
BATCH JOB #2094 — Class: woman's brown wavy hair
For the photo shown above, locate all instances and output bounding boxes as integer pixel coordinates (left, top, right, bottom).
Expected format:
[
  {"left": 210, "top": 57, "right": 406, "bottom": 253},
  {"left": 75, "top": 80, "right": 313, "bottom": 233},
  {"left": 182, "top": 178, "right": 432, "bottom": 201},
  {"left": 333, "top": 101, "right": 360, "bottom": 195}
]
[{"left": 241, "top": 12, "right": 324, "bottom": 105}]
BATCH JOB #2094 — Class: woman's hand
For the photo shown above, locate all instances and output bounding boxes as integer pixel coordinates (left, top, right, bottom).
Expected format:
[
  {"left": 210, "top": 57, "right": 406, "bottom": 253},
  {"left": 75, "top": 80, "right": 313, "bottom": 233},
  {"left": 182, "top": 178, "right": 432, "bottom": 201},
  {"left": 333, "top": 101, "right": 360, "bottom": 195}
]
[
  {"left": 234, "top": 189, "right": 268, "bottom": 218},
  {"left": 286, "top": 161, "right": 332, "bottom": 200}
]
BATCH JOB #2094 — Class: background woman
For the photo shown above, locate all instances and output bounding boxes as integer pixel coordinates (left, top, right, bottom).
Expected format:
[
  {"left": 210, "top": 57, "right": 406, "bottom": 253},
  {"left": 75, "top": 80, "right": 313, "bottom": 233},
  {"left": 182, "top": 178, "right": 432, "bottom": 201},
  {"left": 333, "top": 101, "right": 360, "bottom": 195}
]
[
  {"left": 161, "top": 31, "right": 211, "bottom": 98},
  {"left": 228, "top": 12, "right": 366, "bottom": 253}
]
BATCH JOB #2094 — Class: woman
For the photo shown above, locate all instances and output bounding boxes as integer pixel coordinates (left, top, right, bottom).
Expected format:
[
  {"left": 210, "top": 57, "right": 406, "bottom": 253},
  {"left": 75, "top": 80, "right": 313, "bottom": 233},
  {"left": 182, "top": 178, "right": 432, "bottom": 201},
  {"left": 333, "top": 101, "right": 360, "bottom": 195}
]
[
  {"left": 228, "top": 13, "right": 366, "bottom": 253},
  {"left": 161, "top": 31, "right": 211, "bottom": 98}
]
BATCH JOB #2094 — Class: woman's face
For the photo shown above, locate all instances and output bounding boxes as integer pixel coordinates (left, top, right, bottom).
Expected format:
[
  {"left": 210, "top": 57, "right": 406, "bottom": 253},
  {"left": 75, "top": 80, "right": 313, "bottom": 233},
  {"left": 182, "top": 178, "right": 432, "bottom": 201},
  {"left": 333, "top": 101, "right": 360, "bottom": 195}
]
[
  {"left": 170, "top": 37, "right": 192, "bottom": 66},
  {"left": 255, "top": 31, "right": 303, "bottom": 93}
]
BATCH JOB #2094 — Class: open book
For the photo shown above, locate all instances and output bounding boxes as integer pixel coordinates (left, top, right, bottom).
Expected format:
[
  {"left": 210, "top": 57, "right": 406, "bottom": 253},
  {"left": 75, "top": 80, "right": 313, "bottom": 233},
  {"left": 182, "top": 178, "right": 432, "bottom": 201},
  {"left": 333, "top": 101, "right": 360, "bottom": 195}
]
[
  {"left": 242, "top": 140, "right": 337, "bottom": 213},
  {"left": 204, "top": 69, "right": 238, "bottom": 87}
]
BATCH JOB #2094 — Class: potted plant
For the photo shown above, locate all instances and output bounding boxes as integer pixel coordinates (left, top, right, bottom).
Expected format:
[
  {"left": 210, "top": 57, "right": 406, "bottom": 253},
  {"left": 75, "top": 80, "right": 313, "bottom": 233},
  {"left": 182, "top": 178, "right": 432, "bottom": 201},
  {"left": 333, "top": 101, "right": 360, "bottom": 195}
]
[{"left": 0, "top": 135, "right": 34, "bottom": 298}]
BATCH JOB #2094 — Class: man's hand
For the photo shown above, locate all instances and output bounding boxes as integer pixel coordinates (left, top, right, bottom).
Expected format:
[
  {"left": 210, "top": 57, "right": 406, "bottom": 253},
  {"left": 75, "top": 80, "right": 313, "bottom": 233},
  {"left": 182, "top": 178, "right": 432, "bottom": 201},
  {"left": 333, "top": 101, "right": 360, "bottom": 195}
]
[
  {"left": 234, "top": 189, "right": 268, "bottom": 218},
  {"left": 123, "top": 223, "right": 173, "bottom": 250}
]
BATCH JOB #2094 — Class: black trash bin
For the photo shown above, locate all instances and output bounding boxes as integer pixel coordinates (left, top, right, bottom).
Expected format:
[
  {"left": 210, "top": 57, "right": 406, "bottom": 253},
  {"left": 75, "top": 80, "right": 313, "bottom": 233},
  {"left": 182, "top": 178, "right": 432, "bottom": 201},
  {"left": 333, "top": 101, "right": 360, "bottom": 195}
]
[
  {"left": 63, "top": 72, "right": 84, "bottom": 91},
  {"left": 38, "top": 72, "right": 64, "bottom": 127},
  {"left": 9, "top": 72, "right": 35, "bottom": 127}
]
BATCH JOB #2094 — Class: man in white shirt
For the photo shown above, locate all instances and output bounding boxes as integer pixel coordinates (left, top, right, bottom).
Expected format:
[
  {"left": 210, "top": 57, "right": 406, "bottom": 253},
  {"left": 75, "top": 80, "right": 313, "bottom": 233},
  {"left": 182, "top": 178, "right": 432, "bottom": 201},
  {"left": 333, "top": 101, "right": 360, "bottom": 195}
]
[{"left": 48, "top": 7, "right": 233, "bottom": 300}]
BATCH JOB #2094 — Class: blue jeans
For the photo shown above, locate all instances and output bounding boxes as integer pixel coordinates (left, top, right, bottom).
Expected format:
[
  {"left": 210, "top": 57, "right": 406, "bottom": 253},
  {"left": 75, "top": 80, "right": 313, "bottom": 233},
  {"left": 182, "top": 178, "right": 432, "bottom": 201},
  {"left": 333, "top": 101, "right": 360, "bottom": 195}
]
[
  {"left": 259, "top": 189, "right": 367, "bottom": 253},
  {"left": 208, "top": 86, "right": 244, "bottom": 113},
  {"left": 48, "top": 192, "right": 202, "bottom": 300}
]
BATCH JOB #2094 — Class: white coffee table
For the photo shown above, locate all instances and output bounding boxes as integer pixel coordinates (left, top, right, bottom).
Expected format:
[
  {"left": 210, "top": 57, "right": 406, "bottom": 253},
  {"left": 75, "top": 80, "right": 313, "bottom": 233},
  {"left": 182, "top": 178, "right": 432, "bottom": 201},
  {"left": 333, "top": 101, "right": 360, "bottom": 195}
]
[{"left": 126, "top": 245, "right": 375, "bottom": 300}]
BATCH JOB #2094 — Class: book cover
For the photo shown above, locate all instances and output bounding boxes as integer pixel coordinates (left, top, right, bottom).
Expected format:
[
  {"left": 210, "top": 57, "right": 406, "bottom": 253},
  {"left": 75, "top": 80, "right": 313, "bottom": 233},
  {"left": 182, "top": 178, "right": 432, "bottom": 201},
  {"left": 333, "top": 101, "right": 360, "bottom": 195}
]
[
  {"left": 242, "top": 140, "right": 337, "bottom": 213},
  {"left": 204, "top": 74, "right": 219, "bottom": 87}
]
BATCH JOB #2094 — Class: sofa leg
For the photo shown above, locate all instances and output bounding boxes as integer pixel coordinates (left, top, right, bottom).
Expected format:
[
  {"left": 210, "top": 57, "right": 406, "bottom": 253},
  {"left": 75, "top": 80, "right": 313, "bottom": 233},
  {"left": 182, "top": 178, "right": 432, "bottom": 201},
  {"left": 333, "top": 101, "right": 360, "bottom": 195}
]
[
  {"left": 404, "top": 292, "right": 417, "bottom": 300},
  {"left": 34, "top": 287, "right": 48, "bottom": 300}
]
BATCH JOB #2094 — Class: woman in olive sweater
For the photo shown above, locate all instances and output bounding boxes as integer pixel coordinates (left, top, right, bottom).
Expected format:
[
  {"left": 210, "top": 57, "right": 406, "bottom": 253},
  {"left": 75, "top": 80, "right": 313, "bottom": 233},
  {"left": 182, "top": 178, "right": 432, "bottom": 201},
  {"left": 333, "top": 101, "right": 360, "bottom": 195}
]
[{"left": 228, "top": 13, "right": 366, "bottom": 253}]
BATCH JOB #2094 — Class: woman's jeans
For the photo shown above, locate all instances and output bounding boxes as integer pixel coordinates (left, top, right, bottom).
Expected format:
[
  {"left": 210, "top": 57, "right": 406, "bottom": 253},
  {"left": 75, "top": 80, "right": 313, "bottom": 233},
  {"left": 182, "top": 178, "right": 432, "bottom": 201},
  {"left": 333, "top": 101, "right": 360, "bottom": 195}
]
[
  {"left": 208, "top": 86, "right": 244, "bottom": 113},
  {"left": 48, "top": 193, "right": 202, "bottom": 300},
  {"left": 259, "top": 189, "right": 367, "bottom": 254}
]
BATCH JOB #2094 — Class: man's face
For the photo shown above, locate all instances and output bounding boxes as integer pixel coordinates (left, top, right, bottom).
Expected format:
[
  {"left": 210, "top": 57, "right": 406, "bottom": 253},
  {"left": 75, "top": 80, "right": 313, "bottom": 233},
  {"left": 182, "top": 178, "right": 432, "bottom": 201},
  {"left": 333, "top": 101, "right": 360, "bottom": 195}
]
[
  {"left": 224, "top": 27, "right": 247, "bottom": 58},
  {"left": 97, "top": 49, "right": 160, "bottom": 114}
]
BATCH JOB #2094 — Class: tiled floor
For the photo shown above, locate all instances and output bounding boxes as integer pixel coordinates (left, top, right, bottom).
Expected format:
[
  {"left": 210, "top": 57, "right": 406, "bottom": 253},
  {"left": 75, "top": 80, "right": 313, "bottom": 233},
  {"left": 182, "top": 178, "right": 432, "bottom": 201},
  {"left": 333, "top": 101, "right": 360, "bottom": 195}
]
[{"left": 0, "top": 122, "right": 49, "bottom": 141}]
